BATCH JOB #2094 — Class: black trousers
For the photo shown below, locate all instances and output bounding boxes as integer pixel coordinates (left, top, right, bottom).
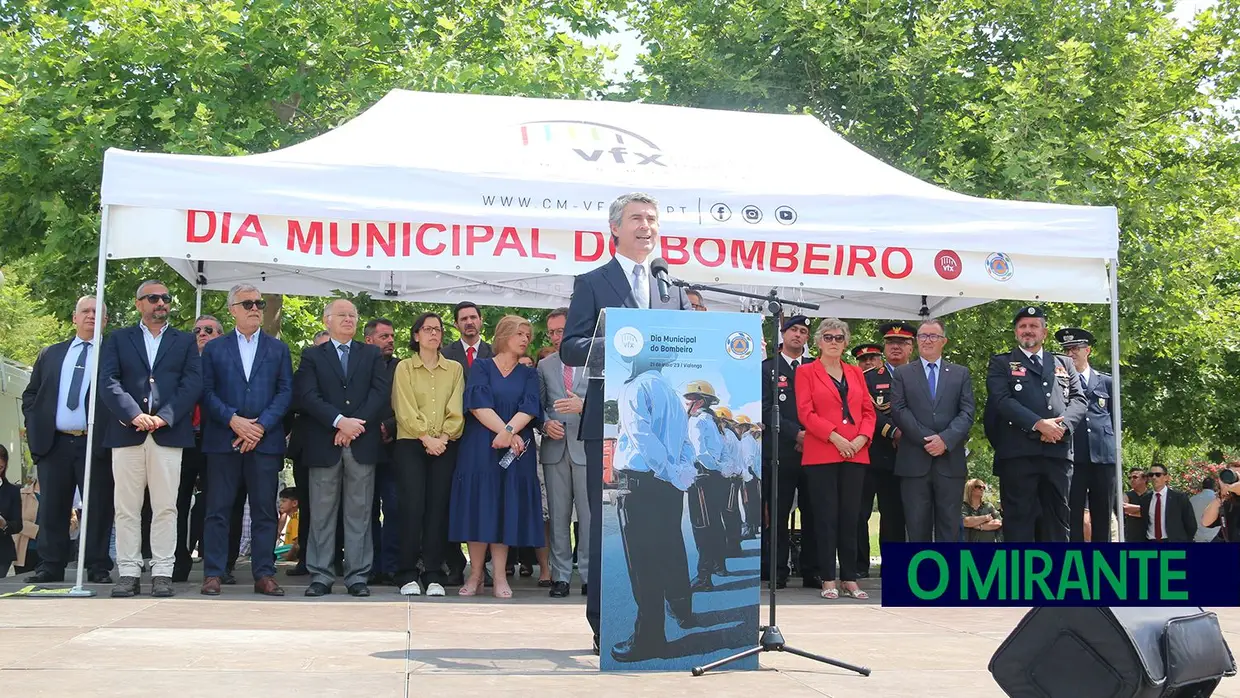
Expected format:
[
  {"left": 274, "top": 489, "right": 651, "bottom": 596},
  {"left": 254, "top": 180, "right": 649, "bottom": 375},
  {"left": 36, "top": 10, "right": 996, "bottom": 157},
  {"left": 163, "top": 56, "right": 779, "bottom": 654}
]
[
  {"left": 173, "top": 441, "right": 205, "bottom": 579},
  {"left": 761, "top": 456, "right": 817, "bottom": 581},
  {"left": 858, "top": 467, "right": 904, "bottom": 571},
  {"left": 393, "top": 440, "right": 457, "bottom": 586},
  {"left": 35, "top": 433, "right": 114, "bottom": 576},
  {"left": 999, "top": 456, "right": 1071, "bottom": 543},
  {"left": 689, "top": 471, "right": 730, "bottom": 579},
  {"left": 617, "top": 472, "right": 691, "bottom": 644},
  {"left": 804, "top": 462, "right": 866, "bottom": 582},
  {"left": 586, "top": 438, "right": 603, "bottom": 637},
  {"left": 1070, "top": 460, "right": 1117, "bottom": 542},
  {"left": 901, "top": 466, "right": 965, "bottom": 543},
  {"left": 720, "top": 476, "right": 744, "bottom": 555}
]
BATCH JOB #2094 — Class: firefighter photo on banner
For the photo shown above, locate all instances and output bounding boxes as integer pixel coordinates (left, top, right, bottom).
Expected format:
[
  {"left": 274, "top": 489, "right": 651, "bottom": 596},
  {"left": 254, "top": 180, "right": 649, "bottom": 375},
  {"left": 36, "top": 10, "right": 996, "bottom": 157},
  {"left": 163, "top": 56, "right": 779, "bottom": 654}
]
[{"left": 600, "top": 308, "right": 763, "bottom": 671}]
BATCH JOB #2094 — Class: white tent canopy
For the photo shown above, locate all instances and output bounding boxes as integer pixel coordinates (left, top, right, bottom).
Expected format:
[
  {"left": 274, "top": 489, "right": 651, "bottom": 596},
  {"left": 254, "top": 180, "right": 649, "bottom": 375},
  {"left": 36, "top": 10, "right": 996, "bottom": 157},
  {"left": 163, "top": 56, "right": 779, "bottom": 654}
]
[{"left": 100, "top": 89, "right": 1118, "bottom": 319}]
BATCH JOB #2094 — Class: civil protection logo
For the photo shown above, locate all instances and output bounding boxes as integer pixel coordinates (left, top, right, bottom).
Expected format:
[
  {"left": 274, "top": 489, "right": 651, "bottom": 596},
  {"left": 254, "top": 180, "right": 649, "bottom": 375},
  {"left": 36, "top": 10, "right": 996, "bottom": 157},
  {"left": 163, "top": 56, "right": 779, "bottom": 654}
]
[
  {"left": 726, "top": 331, "right": 755, "bottom": 360},
  {"left": 613, "top": 327, "right": 644, "bottom": 358},
  {"left": 986, "top": 252, "right": 1014, "bottom": 282}
]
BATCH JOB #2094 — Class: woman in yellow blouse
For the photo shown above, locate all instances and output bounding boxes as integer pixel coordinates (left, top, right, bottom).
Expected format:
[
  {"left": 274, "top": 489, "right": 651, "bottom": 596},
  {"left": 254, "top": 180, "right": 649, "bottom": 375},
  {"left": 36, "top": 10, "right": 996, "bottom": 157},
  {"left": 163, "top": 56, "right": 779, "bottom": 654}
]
[{"left": 391, "top": 312, "right": 465, "bottom": 598}]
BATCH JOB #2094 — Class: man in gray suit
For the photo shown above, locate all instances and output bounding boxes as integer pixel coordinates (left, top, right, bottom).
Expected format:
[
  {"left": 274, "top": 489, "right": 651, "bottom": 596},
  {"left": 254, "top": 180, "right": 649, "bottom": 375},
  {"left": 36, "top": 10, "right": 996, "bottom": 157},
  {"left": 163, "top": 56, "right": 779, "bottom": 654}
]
[
  {"left": 538, "top": 307, "right": 590, "bottom": 598},
  {"left": 889, "top": 318, "right": 976, "bottom": 542}
]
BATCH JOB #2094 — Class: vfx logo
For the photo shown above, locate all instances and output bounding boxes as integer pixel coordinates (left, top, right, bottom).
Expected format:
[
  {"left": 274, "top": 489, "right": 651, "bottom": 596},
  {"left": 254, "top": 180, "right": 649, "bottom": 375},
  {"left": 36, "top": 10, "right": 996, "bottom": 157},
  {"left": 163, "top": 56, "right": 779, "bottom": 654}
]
[{"left": 519, "top": 120, "right": 667, "bottom": 167}]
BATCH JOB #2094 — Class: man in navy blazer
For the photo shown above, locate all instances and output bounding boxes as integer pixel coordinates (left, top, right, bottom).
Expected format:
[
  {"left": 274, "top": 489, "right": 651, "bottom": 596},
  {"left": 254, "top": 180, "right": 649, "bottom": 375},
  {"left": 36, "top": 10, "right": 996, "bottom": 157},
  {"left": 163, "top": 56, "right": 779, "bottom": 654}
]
[
  {"left": 199, "top": 284, "right": 293, "bottom": 597},
  {"left": 560, "top": 192, "right": 691, "bottom": 660},
  {"left": 99, "top": 280, "right": 202, "bottom": 598}
]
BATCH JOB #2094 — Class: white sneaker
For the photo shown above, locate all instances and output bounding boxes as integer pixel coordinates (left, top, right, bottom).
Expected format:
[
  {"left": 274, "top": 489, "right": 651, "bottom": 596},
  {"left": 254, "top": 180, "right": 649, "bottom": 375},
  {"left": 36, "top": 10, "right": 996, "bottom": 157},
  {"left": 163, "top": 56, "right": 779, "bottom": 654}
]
[
  {"left": 426, "top": 583, "right": 446, "bottom": 597},
  {"left": 400, "top": 581, "right": 422, "bottom": 596}
]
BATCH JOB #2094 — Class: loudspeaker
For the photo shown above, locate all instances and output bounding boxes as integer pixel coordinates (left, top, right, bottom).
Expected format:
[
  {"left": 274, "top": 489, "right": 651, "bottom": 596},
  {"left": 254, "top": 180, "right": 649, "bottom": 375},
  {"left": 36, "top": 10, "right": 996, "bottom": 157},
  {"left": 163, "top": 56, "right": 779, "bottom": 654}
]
[{"left": 989, "top": 607, "right": 1236, "bottom": 697}]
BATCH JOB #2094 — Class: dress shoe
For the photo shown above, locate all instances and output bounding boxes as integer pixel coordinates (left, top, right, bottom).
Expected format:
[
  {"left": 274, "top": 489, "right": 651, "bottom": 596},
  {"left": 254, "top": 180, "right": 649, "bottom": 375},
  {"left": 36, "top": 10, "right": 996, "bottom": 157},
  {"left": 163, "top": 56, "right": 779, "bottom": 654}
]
[
  {"left": 857, "top": 569, "right": 870, "bottom": 579},
  {"left": 151, "top": 576, "right": 175, "bottom": 598},
  {"left": 304, "top": 582, "right": 331, "bottom": 597},
  {"left": 444, "top": 571, "right": 465, "bottom": 587},
  {"left": 254, "top": 576, "right": 285, "bottom": 597},
  {"left": 25, "top": 570, "right": 65, "bottom": 584},
  {"left": 581, "top": 583, "right": 588, "bottom": 596},
  {"left": 610, "top": 634, "right": 664, "bottom": 663},
  {"left": 201, "top": 577, "right": 222, "bottom": 596},
  {"left": 368, "top": 572, "right": 392, "bottom": 586},
  {"left": 775, "top": 578, "right": 788, "bottom": 590},
  {"left": 802, "top": 575, "right": 823, "bottom": 589},
  {"left": 549, "top": 581, "right": 570, "bottom": 598},
  {"left": 592, "top": 634, "right": 600, "bottom": 656},
  {"left": 89, "top": 571, "right": 114, "bottom": 584},
  {"left": 221, "top": 572, "right": 237, "bottom": 585},
  {"left": 347, "top": 582, "right": 371, "bottom": 597},
  {"left": 111, "top": 576, "right": 140, "bottom": 598}
]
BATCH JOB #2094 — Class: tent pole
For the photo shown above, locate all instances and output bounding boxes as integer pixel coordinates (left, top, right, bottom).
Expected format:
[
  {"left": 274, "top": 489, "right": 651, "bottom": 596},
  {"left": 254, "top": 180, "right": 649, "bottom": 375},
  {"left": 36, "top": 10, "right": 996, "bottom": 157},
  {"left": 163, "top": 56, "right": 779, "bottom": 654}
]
[
  {"left": 1108, "top": 258, "right": 1125, "bottom": 543},
  {"left": 69, "top": 205, "right": 111, "bottom": 597},
  {"left": 195, "top": 284, "right": 203, "bottom": 317}
]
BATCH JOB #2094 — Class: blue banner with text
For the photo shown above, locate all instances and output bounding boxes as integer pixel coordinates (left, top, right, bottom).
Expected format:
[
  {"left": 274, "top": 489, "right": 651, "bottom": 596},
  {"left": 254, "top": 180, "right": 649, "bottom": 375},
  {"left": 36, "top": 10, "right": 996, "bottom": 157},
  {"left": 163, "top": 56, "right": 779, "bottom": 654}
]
[{"left": 881, "top": 543, "right": 1240, "bottom": 607}]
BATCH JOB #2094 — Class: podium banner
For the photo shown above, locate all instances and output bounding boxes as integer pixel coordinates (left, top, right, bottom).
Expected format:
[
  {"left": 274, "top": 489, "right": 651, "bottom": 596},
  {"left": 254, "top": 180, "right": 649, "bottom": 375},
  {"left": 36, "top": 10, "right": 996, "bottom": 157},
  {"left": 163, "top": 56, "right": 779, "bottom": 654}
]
[{"left": 599, "top": 308, "right": 763, "bottom": 671}]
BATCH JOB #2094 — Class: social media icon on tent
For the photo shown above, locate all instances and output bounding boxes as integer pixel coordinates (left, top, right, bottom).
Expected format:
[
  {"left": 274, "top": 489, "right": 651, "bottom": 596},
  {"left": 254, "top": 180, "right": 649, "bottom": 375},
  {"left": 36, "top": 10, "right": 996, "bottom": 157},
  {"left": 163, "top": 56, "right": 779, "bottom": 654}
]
[
  {"left": 742, "top": 205, "right": 763, "bottom": 223},
  {"left": 710, "top": 204, "right": 731, "bottom": 222},
  {"left": 775, "top": 206, "right": 797, "bottom": 225}
]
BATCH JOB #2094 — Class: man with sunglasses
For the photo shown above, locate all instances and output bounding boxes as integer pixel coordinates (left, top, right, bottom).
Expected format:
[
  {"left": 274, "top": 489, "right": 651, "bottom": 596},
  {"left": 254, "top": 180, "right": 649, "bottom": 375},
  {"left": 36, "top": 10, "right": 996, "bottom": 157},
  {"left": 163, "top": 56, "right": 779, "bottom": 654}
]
[
  {"left": 100, "top": 280, "right": 202, "bottom": 598},
  {"left": 199, "top": 285, "right": 293, "bottom": 597},
  {"left": 1136, "top": 465, "right": 1197, "bottom": 542}
]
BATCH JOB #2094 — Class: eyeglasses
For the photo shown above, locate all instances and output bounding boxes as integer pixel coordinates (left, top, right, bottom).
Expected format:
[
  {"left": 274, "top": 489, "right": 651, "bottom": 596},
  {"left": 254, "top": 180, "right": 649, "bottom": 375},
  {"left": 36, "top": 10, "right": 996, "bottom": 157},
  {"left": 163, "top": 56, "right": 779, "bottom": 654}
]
[
  {"left": 193, "top": 326, "right": 216, "bottom": 336},
  {"left": 140, "top": 293, "right": 171, "bottom": 305},
  {"left": 231, "top": 299, "right": 267, "bottom": 311},
  {"left": 820, "top": 333, "right": 847, "bottom": 343},
  {"left": 917, "top": 333, "right": 946, "bottom": 342},
  {"left": 419, "top": 326, "right": 443, "bottom": 334}
]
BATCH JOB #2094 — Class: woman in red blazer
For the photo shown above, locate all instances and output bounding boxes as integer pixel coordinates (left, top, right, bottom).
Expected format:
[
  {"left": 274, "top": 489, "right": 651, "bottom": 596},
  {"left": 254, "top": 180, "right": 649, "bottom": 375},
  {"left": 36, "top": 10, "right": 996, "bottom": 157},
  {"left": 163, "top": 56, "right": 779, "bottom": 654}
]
[{"left": 795, "top": 318, "right": 876, "bottom": 600}]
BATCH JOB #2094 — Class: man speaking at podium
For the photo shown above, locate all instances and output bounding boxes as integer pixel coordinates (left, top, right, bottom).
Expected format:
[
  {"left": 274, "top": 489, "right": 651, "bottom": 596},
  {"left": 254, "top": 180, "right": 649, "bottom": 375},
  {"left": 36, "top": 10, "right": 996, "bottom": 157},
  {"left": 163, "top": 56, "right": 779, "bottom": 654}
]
[{"left": 561, "top": 192, "right": 692, "bottom": 656}]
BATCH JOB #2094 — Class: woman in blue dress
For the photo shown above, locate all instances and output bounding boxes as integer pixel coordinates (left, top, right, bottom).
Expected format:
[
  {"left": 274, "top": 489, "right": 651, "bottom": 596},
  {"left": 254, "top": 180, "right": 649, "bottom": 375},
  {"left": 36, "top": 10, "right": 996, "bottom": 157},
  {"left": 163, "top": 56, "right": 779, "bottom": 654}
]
[{"left": 449, "top": 314, "right": 544, "bottom": 598}]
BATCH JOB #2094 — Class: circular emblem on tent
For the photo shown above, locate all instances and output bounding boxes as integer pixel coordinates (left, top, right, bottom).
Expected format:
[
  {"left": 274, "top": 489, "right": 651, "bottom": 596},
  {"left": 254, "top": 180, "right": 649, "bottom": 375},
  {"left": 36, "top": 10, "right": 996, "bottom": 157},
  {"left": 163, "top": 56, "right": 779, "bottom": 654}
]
[
  {"left": 725, "top": 331, "right": 755, "bottom": 360},
  {"left": 741, "top": 205, "right": 763, "bottom": 224},
  {"left": 775, "top": 206, "right": 798, "bottom": 225},
  {"left": 710, "top": 203, "right": 732, "bottom": 222},
  {"left": 613, "top": 327, "right": 644, "bottom": 358},
  {"left": 986, "top": 252, "right": 1014, "bottom": 282},
  {"left": 934, "top": 250, "right": 962, "bottom": 280}
]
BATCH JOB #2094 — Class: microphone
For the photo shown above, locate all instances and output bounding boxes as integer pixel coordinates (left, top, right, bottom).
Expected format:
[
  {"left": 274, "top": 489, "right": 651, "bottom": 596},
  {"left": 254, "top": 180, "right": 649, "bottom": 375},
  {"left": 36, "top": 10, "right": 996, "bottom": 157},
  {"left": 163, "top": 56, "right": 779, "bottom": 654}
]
[{"left": 650, "top": 257, "right": 672, "bottom": 303}]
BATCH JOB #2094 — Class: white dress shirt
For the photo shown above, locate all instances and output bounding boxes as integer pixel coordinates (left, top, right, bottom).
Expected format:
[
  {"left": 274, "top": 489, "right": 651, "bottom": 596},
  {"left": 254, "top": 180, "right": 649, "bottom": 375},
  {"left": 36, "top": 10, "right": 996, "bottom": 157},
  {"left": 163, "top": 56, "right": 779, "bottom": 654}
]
[
  {"left": 55, "top": 336, "right": 92, "bottom": 432},
  {"left": 140, "top": 322, "right": 165, "bottom": 367},
  {"left": 1147, "top": 485, "right": 1170, "bottom": 541},
  {"left": 236, "top": 329, "right": 261, "bottom": 380},
  {"left": 1020, "top": 347, "right": 1045, "bottom": 365}
]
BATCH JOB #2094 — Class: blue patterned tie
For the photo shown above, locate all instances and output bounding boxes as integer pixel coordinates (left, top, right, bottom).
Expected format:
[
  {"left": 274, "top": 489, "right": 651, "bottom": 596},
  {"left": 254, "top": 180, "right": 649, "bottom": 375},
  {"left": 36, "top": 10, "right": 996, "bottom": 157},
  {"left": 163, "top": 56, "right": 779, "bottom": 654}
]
[{"left": 927, "top": 362, "right": 937, "bottom": 400}]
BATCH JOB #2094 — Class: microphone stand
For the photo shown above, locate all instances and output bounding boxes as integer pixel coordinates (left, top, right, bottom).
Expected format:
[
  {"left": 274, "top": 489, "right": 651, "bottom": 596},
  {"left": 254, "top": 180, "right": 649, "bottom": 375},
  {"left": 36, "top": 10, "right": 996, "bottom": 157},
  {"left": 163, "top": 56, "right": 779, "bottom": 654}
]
[{"left": 666, "top": 278, "right": 872, "bottom": 678}]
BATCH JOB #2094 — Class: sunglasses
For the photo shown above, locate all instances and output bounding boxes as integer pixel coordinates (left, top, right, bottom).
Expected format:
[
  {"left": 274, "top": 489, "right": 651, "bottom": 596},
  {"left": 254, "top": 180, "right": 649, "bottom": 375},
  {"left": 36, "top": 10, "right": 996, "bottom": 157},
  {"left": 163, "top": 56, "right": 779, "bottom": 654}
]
[
  {"left": 820, "top": 333, "right": 847, "bottom": 343},
  {"left": 972, "top": 484, "right": 986, "bottom": 490},
  {"left": 141, "top": 293, "right": 172, "bottom": 305},
  {"left": 1147, "top": 472, "right": 1167, "bottom": 478},
  {"left": 232, "top": 299, "right": 267, "bottom": 311},
  {"left": 193, "top": 326, "right": 216, "bottom": 336}
]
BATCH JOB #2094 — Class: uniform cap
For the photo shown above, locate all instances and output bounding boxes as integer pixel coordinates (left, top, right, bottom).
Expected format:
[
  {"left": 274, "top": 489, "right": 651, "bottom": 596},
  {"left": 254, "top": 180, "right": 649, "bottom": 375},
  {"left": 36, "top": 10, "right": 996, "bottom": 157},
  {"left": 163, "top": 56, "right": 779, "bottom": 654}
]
[
  {"left": 877, "top": 321, "right": 916, "bottom": 341},
  {"left": 781, "top": 315, "right": 812, "bottom": 333},
  {"left": 1013, "top": 306, "right": 1046, "bottom": 325},
  {"left": 851, "top": 343, "right": 883, "bottom": 360},
  {"left": 1055, "top": 327, "right": 1094, "bottom": 348}
]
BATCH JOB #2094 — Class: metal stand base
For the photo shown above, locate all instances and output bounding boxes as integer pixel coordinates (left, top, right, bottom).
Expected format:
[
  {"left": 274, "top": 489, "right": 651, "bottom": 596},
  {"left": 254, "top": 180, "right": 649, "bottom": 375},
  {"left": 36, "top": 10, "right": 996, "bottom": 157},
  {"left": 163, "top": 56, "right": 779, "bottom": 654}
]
[
  {"left": 692, "top": 624, "right": 871, "bottom": 676},
  {"left": 65, "top": 587, "right": 98, "bottom": 597}
]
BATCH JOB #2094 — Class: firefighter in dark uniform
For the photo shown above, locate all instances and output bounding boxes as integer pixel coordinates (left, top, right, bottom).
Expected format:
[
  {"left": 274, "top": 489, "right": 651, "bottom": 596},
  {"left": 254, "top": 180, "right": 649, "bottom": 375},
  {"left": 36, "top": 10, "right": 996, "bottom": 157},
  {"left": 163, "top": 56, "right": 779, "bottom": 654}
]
[
  {"left": 760, "top": 315, "right": 819, "bottom": 589},
  {"left": 853, "top": 342, "right": 905, "bottom": 577},
  {"left": 1055, "top": 327, "right": 1118, "bottom": 542},
  {"left": 985, "top": 306, "right": 1087, "bottom": 542}
]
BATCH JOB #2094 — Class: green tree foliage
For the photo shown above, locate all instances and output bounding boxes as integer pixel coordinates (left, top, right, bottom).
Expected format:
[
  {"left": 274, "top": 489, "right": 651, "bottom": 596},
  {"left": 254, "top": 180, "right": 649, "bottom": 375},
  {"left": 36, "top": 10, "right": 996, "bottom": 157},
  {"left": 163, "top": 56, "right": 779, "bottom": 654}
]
[
  {"left": 0, "top": 263, "right": 70, "bottom": 365},
  {"left": 628, "top": 0, "right": 1240, "bottom": 469}
]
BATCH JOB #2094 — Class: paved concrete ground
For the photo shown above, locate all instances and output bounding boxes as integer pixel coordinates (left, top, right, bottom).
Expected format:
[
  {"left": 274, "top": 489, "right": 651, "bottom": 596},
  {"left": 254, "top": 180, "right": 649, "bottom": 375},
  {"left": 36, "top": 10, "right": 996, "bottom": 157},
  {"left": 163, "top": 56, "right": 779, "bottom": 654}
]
[{"left": 1, "top": 571, "right": 1239, "bottom": 697}]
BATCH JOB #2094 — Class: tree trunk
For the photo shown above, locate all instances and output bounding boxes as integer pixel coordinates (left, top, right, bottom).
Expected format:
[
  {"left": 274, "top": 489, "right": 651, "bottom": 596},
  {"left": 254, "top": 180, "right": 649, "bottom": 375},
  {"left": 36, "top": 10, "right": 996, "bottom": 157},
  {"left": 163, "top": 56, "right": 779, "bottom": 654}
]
[{"left": 262, "top": 293, "right": 283, "bottom": 338}]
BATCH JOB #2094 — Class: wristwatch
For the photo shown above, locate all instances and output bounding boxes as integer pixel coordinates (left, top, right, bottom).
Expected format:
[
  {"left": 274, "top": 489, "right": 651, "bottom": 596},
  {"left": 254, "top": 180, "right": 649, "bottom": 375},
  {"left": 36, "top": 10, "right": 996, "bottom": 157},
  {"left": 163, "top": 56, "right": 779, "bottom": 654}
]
[{"left": 504, "top": 425, "right": 514, "bottom": 434}]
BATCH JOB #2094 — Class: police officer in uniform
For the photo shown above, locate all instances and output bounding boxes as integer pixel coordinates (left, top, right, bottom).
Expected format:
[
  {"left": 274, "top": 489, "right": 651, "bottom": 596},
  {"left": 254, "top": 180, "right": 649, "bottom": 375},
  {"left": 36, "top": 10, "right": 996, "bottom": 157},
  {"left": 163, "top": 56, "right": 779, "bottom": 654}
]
[
  {"left": 1055, "top": 327, "right": 1118, "bottom": 542},
  {"left": 853, "top": 340, "right": 905, "bottom": 576},
  {"left": 985, "top": 306, "right": 1087, "bottom": 542},
  {"left": 760, "top": 315, "right": 818, "bottom": 589},
  {"left": 684, "top": 381, "right": 728, "bottom": 590}
]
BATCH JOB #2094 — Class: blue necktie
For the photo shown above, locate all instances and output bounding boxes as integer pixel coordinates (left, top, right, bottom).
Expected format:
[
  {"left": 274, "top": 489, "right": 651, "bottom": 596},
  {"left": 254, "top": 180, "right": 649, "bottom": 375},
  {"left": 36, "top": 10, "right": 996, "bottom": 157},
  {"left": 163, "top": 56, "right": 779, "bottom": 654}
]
[
  {"left": 339, "top": 343, "right": 350, "bottom": 373},
  {"left": 927, "top": 362, "right": 937, "bottom": 400},
  {"left": 66, "top": 342, "right": 90, "bottom": 410}
]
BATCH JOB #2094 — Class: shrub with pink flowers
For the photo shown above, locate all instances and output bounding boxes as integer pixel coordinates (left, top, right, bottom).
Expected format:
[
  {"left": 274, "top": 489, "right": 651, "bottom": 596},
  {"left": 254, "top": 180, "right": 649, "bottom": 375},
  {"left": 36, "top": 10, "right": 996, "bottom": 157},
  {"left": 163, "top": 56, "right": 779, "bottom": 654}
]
[{"left": 1170, "top": 460, "right": 1240, "bottom": 494}]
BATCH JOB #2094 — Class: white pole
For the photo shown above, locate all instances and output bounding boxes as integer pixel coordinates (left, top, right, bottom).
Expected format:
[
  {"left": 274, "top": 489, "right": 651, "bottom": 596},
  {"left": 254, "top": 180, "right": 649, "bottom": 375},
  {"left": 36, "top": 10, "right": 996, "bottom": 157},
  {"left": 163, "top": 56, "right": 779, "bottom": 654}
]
[
  {"left": 195, "top": 283, "right": 203, "bottom": 318},
  {"left": 70, "top": 205, "right": 110, "bottom": 596},
  {"left": 1108, "top": 258, "right": 1126, "bottom": 543}
]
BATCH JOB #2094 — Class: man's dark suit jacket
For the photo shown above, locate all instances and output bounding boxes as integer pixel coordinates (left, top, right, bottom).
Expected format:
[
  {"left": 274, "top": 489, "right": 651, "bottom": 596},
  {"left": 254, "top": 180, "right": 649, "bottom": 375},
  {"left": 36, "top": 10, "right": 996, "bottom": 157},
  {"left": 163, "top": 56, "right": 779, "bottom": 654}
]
[
  {"left": 442, "top": 339, "right": 492, "bottom": 382},
  {"left": 761, "top": 353, "right": 803, "bottom": 465},
  {"left": 1140, "top": 487, "right": 1198, "bottom": 542},
  {"left": 890, "top": 359, "right": 975, "bottom": 478},
  {"left": 560, "top": 257, "right": 691, "bottom": 440},
  {"left": 1074, "top": 369, "right": 1117, "bottom": 465},
  {"left": 292, "top": 339, "right": 391, "bottom": 467},
  {"left": 99, "top": 325, "right": 202, "bottom": 449},
  {"left": 200, "top": 331, "right": 294, "bottom": 456},
  {"left": 985, "top": 349, "right": 1087, "bottom": 462},
  {"left": 21, "top": 338, "right": 109, "bottom": 460}
]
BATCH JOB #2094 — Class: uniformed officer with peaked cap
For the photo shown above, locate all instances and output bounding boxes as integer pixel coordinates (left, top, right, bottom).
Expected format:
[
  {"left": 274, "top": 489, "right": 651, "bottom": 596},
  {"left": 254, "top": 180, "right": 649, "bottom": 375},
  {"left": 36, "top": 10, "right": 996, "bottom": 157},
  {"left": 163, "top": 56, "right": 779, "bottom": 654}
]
[
  {"left": 853, "top": 340, "right": 906, "bottom": 575},
  {"left": 760, "top": 315, "right": 819, "bottom": 588},
  {"left": 1055, "top": 326, "right": 1118, "bottom": 541},
  {"left": 984, "top": 306, "right": 1087, "bottom": 542}
]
